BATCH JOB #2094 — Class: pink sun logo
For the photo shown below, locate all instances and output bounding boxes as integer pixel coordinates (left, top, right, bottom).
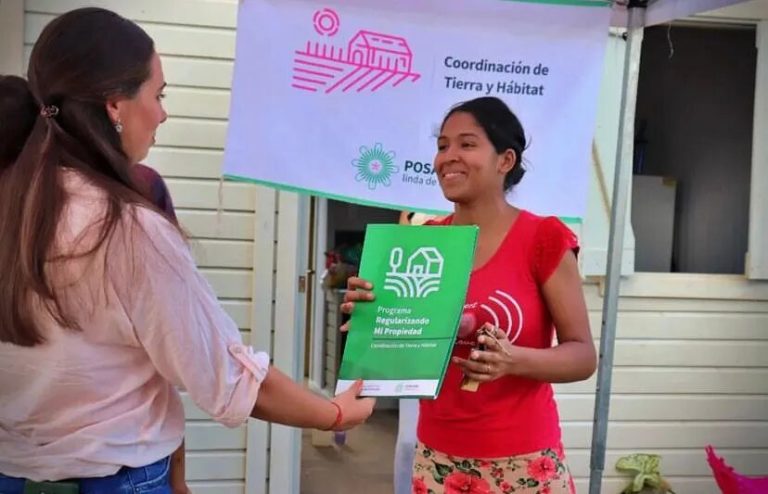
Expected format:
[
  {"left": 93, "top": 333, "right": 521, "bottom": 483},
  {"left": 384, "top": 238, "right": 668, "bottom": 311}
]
[{"left": 313, "top": 8, "right": 340, "bottom": 37}]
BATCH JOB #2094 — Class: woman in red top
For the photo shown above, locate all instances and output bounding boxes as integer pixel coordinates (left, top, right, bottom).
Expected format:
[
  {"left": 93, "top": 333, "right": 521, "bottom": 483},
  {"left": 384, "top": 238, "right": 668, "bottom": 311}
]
[{"left": 343, "top": 96, "right": 596, "bottom": 493}]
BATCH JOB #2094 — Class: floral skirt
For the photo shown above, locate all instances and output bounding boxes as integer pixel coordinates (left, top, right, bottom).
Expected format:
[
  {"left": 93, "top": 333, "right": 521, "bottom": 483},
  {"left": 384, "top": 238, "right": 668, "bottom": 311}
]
[{"left": 412, "top": 441, "right": 576, "bottom": 494}]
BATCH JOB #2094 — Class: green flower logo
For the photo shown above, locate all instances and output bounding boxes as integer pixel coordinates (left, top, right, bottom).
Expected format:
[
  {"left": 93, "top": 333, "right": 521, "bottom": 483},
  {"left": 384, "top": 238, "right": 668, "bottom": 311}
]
[{"left": 352, "top": 143, "right": 398, "bottom": 190}]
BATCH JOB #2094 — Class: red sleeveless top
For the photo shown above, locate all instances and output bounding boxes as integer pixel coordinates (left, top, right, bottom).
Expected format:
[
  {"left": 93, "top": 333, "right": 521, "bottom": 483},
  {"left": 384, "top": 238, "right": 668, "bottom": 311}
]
[{"left": 418, "top": 210, "right": 579, "bottom": 458}]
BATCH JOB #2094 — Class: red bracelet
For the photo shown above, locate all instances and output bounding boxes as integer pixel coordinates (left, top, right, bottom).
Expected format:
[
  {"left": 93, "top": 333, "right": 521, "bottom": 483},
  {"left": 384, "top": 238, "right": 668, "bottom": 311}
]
[{"left": 324, "top": 401, "right": 343, "bottom": 431}]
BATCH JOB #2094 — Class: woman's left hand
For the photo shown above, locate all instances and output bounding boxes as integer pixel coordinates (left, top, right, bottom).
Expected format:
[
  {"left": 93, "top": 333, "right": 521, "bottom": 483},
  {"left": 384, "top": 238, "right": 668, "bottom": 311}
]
[{"left": 453, "top": 323, "right": 525, "bottom": 382}]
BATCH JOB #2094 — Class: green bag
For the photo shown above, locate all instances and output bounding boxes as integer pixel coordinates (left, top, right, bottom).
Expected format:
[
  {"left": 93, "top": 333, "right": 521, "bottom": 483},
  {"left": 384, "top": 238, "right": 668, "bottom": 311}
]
[{"left": 23, "top": 480, "right": 79, "bottom": 494}]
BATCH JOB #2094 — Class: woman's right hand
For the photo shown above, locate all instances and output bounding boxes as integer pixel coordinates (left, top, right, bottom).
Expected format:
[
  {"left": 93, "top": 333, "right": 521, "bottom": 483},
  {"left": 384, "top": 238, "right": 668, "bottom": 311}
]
[
  {"left": 331, "top": 380, "right": 376, "bottom": 431},
  {"left": 332, "top": 278, "right": 376, "bottom": 429},
  {"left": 340, "top": 277, "right": 375, "bottom": 333}
]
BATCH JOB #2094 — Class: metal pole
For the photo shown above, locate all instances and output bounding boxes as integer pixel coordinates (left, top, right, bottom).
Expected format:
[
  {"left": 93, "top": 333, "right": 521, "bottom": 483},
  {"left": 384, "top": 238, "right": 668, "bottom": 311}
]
[{"left": 588, "top": 5, "right": 645, "bottom": 494}]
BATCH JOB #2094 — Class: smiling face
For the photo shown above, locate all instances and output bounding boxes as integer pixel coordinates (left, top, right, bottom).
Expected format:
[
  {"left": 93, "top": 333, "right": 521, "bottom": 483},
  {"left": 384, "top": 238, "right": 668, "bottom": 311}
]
[
  {"left": 434, "top": 111, "right": 515, "bottom": 204},
  {"left": 105, "top": 51, "right": 167, "bottom": 164}
]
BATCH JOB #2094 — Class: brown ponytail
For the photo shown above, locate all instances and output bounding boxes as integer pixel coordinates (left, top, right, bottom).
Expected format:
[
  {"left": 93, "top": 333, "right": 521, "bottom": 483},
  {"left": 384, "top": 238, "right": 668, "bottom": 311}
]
[{"left": 0, "top": 8, "right": 161, "bottom": 346}]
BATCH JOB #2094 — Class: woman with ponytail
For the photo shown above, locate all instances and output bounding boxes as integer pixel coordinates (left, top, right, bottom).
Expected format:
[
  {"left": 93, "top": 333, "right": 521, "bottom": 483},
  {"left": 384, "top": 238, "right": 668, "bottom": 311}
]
[{"left": 0, "top": 8, "right": 374, "bottom": 493}]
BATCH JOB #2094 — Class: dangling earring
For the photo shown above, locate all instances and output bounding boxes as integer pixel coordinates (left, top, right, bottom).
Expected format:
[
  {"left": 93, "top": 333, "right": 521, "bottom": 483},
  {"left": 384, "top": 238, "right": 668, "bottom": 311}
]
[{"left": 115, "top": 119, "right": 123, "bottom": 134}]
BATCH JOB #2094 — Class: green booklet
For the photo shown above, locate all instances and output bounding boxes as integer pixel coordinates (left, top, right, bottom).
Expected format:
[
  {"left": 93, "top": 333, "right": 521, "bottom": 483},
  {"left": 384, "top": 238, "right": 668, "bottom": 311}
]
[{"left": 335, "top": 224, "right": 478, "bottom": 398}]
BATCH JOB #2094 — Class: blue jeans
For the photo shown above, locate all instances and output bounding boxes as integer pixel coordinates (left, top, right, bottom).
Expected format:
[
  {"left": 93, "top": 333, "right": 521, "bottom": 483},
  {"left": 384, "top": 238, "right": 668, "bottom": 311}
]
[{"left": 0, "top": 456, "right": 170, "bottom": 494}]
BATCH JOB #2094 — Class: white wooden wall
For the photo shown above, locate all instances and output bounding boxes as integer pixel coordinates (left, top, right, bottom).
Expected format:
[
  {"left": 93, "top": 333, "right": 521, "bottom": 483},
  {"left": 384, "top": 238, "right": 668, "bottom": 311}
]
[
  {"left": 0, "top": 0, "right": 24, "bottom": 75},
  {"left": 558, "top": 275, "right": 768, "bottom": 493},
  {"left": 580, "top": 28, "right": 636, "bottom": 278},
  {"left": 573, "top": 12, "right": 768, "bottom": 491}
]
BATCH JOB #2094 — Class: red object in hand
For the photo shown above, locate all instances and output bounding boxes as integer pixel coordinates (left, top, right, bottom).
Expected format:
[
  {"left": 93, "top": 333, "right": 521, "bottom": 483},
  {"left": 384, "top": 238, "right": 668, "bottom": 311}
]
[
  {"left": 706, "top": 445, "right": 768, "bottom": 494},
  {"left": 457, "top": 310, "right": 478, "bottom": 339}
]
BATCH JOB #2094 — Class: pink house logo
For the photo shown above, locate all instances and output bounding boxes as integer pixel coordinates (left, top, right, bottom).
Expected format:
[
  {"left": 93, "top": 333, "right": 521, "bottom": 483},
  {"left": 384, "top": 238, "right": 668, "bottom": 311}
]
[
  {"left": 292, "top": 8, "right": 421, "bottom": 94},
  {"left": 348, "top": 31, "right": 413, "bottom": 73}
]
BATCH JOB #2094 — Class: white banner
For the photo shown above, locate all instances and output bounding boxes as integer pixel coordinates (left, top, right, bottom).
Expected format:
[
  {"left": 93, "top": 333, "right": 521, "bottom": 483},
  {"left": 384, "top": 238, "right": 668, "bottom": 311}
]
[{"left": 224, "top": 0, "right": 611, "bottom": 218}]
